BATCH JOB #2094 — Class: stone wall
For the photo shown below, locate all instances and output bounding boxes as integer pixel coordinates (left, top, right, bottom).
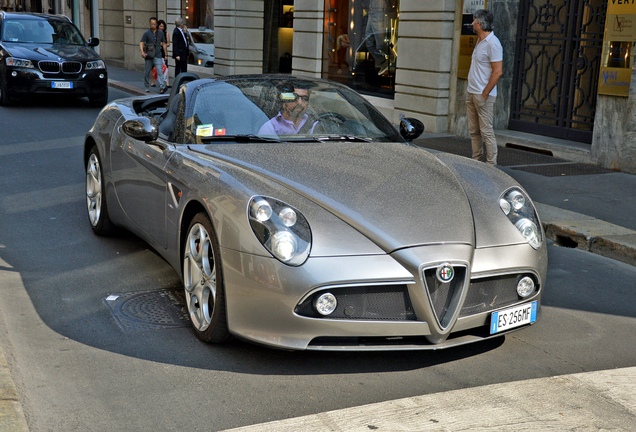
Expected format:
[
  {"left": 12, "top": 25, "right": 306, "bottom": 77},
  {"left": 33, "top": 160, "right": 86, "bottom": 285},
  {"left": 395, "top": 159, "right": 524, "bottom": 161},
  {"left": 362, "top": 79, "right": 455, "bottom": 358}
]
[
  {"left": 591, "top": 70, "right": 636, "bottom": 174},
  {"left": 99, "top": 0, "right": 125, "bottom": 60}
]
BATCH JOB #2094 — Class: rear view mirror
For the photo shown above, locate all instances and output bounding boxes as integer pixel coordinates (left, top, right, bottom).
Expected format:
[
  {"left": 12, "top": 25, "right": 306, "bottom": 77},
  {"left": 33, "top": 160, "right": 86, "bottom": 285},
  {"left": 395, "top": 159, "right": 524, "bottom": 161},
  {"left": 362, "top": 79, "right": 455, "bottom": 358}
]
[
  {"left": 399, "top": 117, "right": 425, "bottom": 141},
  {"left": 87, "top": 37, "right": 100, "bottom": 47}
]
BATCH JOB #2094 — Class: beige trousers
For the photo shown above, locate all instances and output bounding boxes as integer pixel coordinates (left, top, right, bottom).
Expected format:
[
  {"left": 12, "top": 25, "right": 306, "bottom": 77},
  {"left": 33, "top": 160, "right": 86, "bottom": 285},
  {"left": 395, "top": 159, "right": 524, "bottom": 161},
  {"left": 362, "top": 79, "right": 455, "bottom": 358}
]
[{"left": 466, "top": 93, "right": 497, "bottom": 165}]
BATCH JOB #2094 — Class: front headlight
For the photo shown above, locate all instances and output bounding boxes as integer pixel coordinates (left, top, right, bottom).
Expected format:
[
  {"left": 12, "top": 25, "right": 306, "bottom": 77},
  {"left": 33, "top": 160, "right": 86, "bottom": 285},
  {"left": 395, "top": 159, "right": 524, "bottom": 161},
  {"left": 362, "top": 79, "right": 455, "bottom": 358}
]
[
  {"left": 248, "top": 196, "right": 312, "bottom": 266},
  {"left": 6, "top": 57, "right": 34, "bottom": 68},
  {"left": 499, "top": 187, "right": 543, "bottom": 249},
  {"left": 86, "top": 60, "right": 106, "bottom": 69}
]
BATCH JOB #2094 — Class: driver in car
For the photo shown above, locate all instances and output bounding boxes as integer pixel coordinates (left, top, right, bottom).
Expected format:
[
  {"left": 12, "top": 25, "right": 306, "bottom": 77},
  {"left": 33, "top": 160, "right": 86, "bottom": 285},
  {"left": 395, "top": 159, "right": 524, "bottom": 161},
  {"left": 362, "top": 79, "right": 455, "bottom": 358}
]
[{"left": 258, "top": 83, "right": 318, "bottom": 135}]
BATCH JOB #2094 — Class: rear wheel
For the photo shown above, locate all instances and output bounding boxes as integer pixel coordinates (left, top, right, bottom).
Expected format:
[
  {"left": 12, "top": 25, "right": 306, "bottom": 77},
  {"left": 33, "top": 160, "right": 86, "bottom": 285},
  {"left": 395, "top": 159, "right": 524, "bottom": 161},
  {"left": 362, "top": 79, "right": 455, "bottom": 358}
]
[
  {"left": 183, "top": 213, "right": 231, "bottom": 343},
  {"left": 86, "top": 147, "right": 114, "bottom": 235}
]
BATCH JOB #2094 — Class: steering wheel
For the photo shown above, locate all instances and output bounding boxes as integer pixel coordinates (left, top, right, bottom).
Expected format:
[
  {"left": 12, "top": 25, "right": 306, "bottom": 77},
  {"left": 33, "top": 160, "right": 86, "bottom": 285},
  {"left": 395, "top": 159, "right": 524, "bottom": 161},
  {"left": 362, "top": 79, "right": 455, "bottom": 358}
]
[{"left": 317, "top": 112, "right": 346, "bottom": 125}]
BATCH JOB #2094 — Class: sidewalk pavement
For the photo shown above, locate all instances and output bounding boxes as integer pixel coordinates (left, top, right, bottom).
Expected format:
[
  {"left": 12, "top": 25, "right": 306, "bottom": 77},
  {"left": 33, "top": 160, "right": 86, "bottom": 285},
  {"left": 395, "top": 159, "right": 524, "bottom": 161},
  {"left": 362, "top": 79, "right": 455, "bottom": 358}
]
[{"left": 3, "top": 66, "right": 636, "bottom": 432}]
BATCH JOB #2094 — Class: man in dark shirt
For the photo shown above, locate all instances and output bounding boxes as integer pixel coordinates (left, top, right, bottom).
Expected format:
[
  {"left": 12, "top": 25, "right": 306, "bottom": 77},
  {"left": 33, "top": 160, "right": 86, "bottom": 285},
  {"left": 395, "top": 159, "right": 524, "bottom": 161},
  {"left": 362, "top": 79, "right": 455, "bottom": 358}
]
[
  {"left": 139, "top": 17, "right": 168, "bottom": 93},
  {"left": 172, "top": 17, "right": 189, "bottom": 77}
]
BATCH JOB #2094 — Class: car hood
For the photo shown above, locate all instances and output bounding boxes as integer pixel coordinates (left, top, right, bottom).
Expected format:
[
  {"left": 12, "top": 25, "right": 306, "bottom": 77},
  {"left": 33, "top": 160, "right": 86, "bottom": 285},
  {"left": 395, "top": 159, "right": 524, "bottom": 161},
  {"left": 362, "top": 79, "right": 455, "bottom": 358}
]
[
  {"left": 192, "top": 141, "right": 476, "bottom": 253},
  {"left": 2, "top": 42, "right": 99, "bottom": 61}
]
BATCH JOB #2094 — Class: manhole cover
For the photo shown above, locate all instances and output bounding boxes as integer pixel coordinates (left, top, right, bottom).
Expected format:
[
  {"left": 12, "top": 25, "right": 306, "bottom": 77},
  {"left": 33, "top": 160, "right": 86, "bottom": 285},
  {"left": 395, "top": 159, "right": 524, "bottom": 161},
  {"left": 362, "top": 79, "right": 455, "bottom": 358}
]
[{"left": 104, "top": 288, "right": 190, "bottom": 333}]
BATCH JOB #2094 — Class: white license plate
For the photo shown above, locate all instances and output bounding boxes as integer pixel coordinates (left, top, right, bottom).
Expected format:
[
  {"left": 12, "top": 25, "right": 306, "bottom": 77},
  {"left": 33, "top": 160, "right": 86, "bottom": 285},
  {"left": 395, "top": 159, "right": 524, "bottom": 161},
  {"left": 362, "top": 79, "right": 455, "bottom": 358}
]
[
  {"left": 490, "top": 301, "right": 537, "bottom": 334},
  {"left": 52, "top": 82, "right": 73, "bottom": 89}
]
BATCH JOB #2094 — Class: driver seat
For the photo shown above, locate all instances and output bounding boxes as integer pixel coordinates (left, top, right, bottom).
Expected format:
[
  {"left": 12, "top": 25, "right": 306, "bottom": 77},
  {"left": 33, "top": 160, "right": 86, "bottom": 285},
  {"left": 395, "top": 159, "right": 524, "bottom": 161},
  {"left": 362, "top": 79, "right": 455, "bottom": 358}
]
[{"left": 159, "top": 72, "right": 200, "bottom": 140}]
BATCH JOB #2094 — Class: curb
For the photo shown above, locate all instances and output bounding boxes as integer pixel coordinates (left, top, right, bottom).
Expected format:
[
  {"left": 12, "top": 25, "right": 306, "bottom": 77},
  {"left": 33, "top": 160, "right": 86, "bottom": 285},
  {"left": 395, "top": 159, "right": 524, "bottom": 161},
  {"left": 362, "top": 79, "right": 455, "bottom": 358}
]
[
  {"left": 108, "top": 79, "right": 146, "bottom": 96},
  {"left": 536, "top": 202, "right": 636, "bottom": 266},
  {"left": 0, "top": 346, "right": 29, "bottom": 432}
]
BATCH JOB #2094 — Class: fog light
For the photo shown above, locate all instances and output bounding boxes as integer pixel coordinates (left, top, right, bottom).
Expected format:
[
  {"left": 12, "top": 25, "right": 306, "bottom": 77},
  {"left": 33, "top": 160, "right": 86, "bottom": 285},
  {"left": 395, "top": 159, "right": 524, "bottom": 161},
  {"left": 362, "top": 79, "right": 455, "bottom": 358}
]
[
  {"left": 517, "top": 276, "right": 535, "bottom": 297},
  {"left": 99, "top": 73, "right": 105, "bottom": 79},
  {"left": 11, "top": 71, "right": 17, "bottom": 77},
  {"left": 315, "top": 292, "right": 337, "bottom": 316}
]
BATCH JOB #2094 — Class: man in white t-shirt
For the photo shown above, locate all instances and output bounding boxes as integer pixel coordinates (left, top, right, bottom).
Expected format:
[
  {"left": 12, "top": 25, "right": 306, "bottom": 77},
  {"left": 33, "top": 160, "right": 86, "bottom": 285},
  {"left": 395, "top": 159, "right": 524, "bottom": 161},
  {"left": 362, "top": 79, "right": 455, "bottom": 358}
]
[{"left": 466, "top": 9, "right": 503, "bottom": 165}]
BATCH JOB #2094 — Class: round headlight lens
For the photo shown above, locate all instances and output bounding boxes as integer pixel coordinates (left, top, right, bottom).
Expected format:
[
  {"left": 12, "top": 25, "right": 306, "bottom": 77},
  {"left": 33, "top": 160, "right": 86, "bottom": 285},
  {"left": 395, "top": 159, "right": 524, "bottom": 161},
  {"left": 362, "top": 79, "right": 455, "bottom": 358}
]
[
  {"left": 509, "top": 190, "right": 526, "bottom": 211},
  {"left": 499, "top": 198, "right": 511, "bottom": 215},
  {"left": 517, "top": 276, "right": 535, "bottom": 297},
  {"left": 252, "top": 199, "right": 272, "bottom": 222},
  {"left": 315, "top": 292, "right": 337, "bottom": 316},
  {"left": 515, "top": 218, "right": 541, "bottom": 249},
  {"left": 279, "top": 207, "right": 297, "bottom": 227},
  {"left": 271, "top": 231, "right": 297, "bottom": 262}
]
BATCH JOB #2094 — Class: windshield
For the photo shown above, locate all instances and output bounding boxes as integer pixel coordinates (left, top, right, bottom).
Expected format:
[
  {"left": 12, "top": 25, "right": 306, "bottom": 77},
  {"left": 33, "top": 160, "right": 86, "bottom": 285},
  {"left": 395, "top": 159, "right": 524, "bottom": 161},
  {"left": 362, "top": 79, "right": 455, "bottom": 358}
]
[
  {"left": 1, "top": 18, "right": 85, "bottom": 45},
  {"left": 185, "top": 78, "right": 403, "bottom": 144},
  {"left": 191, "top": 31, "right": 214, "bottom": 44}
]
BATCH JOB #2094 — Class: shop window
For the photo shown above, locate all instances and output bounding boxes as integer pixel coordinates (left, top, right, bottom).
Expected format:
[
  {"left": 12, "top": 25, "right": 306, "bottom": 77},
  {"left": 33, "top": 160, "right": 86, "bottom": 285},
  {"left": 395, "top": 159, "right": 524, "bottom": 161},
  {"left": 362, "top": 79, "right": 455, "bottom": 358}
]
[{"left": 323, "top": 0, "right": 398, "bottom": 98}]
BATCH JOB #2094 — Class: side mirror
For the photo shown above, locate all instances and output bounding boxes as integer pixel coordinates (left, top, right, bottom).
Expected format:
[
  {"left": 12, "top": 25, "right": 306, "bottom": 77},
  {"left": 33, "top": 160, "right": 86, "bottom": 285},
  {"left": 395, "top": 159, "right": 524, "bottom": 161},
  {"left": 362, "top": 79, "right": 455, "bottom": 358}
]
[
  {"left": 87, "top": 37, "right": 100, "bottom": 47},
  {"left": 122, "top": 117, "right": 160, "bottom": 142},
  {"left": 399, "top": 117, "right": 425, "bottom": 141}
]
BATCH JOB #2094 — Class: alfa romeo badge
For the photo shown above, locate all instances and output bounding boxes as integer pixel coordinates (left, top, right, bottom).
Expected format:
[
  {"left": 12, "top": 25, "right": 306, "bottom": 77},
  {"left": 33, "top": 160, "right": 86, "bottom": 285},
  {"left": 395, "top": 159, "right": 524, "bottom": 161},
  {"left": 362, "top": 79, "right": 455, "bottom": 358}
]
[{"left": 436, "top": 263, "right": 454, "bottom": 283}]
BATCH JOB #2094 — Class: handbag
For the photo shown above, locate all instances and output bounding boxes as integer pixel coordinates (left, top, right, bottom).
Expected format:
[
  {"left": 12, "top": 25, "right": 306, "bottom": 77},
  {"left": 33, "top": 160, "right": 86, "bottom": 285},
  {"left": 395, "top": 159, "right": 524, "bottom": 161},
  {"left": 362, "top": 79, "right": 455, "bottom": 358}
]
[{"left": 144, "top": 31, "right": 157, "bottom": 58}]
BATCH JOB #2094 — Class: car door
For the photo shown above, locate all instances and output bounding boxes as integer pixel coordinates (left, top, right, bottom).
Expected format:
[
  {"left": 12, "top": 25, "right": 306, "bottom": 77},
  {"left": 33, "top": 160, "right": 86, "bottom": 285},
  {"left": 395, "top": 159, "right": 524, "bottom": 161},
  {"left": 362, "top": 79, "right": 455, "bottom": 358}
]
[{"left": 110, "top": 129, "right": 174, "bottom": 249}]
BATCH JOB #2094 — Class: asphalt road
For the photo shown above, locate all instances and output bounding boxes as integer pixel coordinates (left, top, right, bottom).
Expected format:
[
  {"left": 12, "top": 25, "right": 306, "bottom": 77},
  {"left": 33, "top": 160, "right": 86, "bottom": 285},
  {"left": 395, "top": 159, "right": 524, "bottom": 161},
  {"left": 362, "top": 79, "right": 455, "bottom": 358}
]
[{"left": 1, "top": 92, "right": 635, "bottom": 431}]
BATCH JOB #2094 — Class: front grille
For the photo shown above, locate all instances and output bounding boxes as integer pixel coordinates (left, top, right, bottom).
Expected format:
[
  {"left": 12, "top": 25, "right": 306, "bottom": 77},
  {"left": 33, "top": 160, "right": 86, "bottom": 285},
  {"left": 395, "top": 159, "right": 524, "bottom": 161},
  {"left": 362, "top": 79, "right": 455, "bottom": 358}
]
[
  {"left": 459, "top": 274, "right": 539, "bottom": 317},
  {"left": 62, "top": 61, "right": 82, "bottom": 73},
  {"left": 38, "top": 61, "right": 60, "bottom": 73},
  {"left": 423, "top": 266, "right": 467, "bottom": 328},
  {"left": 295, "top": 285, "right": 416, "bottom": 320}
]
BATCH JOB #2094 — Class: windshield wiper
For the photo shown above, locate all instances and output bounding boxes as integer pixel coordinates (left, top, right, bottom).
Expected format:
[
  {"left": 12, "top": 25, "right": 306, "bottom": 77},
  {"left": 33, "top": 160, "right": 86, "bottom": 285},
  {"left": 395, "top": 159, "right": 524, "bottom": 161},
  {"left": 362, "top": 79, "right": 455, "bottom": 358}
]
[
  {"left": 199, "top": 134, "right": 282, "bottom": 143},
  {"left": 316, "top": 135, "right": 373, "bottom": 143}
]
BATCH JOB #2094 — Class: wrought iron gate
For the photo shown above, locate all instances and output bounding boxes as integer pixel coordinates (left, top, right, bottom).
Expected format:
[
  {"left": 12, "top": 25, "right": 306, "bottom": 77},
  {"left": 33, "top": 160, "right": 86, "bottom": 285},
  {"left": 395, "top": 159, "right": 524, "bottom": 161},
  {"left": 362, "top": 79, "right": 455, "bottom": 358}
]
[{"left": 510, "top": 0, "right": 607, "bottom": 144}]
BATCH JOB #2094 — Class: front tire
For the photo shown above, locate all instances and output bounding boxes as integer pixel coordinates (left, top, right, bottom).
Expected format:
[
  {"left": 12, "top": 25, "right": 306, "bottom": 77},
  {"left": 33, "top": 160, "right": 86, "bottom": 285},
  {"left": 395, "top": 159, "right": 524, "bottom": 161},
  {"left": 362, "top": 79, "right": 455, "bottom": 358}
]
[
  {"left": 0, "top": 77, "right": 14, "bottom": 106},
  {"left": 89, "top": 89, "right": 108, "bottom": 107},
  {"left": 183, "top": 213, "right": 231, "bottom": 343},
  {"left": 86, "top": 147, "right": 114, "bottom": 235}
]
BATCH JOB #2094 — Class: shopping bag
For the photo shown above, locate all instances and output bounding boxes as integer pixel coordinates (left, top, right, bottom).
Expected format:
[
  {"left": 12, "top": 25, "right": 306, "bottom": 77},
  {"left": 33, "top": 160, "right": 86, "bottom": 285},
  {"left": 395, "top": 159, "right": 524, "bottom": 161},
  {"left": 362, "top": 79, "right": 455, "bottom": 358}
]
[{"left": 152, "top": 60, "right": 169, "bottom": 82}]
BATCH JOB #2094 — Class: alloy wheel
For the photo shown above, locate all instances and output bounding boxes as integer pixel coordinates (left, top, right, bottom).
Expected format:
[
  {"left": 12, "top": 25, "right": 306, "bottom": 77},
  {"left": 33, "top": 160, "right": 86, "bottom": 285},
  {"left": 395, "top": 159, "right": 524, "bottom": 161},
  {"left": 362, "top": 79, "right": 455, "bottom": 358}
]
[{"left": 183, "top": 223, "right": 216, "bottom": 331}]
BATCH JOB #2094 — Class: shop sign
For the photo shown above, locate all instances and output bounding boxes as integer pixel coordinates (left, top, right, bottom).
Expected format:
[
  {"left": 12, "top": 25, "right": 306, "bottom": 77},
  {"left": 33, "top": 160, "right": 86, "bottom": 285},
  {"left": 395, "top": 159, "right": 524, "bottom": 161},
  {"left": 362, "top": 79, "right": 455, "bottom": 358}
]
[{"left": 598, "top": 1, "right": 636, "bottom": 96}]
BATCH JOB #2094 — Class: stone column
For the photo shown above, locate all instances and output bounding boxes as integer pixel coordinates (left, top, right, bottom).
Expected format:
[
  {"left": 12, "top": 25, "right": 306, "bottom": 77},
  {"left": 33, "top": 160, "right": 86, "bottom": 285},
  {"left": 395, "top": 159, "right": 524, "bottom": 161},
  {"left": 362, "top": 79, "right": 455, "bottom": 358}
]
[
  {"left": 291, "top": 0, "right": 323, "bottom": 78},
  {"left": 213, "top": 0, "right": 264, "bottom": 76},
  {"left": 393, "top": 0, "right": 456, "bottom": 131},
  {"left": 99, "top": 0, "right": 125, "bottom": 62}
]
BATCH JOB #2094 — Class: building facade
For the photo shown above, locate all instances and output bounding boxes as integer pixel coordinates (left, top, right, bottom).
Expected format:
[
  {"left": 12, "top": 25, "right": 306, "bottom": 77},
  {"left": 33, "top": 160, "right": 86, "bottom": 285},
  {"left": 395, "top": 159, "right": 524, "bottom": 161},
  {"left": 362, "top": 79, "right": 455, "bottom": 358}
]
[{"left": 3, "top": 0, "right": 635, "bottom": 173}]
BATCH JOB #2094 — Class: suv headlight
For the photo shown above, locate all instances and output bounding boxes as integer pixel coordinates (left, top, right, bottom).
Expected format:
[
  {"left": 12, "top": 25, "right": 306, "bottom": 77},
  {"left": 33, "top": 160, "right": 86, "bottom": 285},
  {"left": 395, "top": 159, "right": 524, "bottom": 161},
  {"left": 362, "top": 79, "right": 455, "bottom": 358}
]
[
  {"left": 86, "top": 60, "right": 105, "bottom": 69},
  {"left": 499, "top": 187, "right": 543, "bottom": 249},
  {"left": 248, "top": 196, "right": 312, "bottom": 266},
  {"left": 6, "top": 57, "right": 33, "bottom": 68}
]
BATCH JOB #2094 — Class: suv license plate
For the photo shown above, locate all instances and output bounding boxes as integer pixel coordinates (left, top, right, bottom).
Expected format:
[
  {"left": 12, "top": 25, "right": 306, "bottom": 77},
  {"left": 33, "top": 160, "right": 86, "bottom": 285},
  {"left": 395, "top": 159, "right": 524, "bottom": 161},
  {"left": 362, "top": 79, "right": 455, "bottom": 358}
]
[
  {"left": 490, "top": 301, "right": 537, "bottom": 334},
  {"left": 52, "top": 82, "right": 72, "bottom": 89}
]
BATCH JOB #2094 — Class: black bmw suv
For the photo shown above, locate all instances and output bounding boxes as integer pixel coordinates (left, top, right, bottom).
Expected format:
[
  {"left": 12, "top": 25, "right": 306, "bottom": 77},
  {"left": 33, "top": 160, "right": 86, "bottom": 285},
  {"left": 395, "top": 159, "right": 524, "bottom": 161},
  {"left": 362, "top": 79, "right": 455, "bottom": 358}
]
[{"left": 0, "top": 12, "right": 108, "bottom": 106}]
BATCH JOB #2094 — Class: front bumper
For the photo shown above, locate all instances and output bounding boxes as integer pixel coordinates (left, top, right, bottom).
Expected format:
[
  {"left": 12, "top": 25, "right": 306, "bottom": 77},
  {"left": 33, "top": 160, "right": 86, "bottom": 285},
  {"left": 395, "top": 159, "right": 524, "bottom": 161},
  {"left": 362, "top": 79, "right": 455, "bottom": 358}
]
[
  {"left": 4, "top": 67, "right": 107, "bottom": 98},
  {"left": 222, "top": 242, "right": 547, "bottom": 351}
]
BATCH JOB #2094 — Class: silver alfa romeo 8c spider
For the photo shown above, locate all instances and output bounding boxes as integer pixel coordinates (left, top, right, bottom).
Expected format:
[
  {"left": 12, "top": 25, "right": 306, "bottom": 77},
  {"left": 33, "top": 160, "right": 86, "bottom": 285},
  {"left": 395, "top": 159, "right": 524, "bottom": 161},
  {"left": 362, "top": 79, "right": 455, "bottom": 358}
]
[{"left": 84, "top": 74, "right": 547, "bottom": 351}]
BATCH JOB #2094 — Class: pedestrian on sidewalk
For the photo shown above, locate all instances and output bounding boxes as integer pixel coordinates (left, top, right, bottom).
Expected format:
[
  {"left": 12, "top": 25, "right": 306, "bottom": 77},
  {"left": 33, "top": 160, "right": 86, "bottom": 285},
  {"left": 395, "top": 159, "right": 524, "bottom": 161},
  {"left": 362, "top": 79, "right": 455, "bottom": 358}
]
[
  {"left": 139, "top": 17, "right": 168, "bottom": 94},
  {"left": 172, "top": 17, "right": 189, "bottom": 78},
  {"left": 466, "top": 9, "right": 503, "bottom": 165},
  {"left": 158, "top": 19, "right": 171, "bottom": 88}
]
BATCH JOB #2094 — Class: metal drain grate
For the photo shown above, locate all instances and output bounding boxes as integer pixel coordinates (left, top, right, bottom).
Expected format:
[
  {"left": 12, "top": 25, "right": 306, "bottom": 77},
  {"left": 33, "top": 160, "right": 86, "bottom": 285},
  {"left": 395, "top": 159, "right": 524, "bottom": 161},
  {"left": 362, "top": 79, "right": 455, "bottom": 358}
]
[
  {"left": 104, "top": 288, "right": 190, "bottom": 333},
  {"left": 511, "top": 163, "right": 615, "bottom": 177},
  {"left": 555, "top": 188, "right": 588, "bottom": 194},
  {"left": 414, "top": 137, "right": 568, "bottom": 166}
]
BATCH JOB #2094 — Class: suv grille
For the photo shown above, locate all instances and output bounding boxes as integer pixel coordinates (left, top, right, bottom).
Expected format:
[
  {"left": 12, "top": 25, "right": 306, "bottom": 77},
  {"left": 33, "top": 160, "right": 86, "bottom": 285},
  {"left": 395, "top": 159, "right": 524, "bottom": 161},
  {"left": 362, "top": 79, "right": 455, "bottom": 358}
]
[
  {"left": 39, "top": 61, "right": 60, "bottom": 73},
  {"left": 62, "top": 61, "right": 82, "bottom": 73}
]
